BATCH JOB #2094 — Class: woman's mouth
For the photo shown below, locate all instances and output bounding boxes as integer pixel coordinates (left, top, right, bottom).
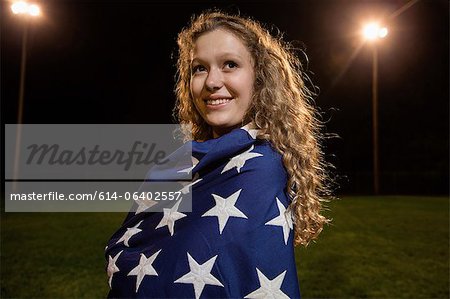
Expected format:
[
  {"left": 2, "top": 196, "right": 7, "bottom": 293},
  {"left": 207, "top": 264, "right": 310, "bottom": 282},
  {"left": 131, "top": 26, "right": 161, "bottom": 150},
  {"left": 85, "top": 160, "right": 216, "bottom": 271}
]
[{"left": 205, "top": 98, "right": 233, "bottom": 106}]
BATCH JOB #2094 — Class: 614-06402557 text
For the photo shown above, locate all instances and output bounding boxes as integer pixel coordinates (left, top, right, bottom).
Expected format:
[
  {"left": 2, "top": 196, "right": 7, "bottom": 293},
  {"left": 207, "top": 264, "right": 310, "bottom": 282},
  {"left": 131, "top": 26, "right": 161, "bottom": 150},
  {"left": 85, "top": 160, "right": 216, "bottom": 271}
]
[{"left": 9, "top": 191, "right": 183, "bottom": 201}]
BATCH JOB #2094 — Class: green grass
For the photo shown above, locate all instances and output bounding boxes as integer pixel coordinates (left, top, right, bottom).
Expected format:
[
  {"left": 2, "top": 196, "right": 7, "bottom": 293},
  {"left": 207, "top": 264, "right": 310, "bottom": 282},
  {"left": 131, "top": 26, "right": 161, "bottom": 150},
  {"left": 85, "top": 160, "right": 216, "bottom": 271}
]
[
  {"left": 0, "top": 212, "right": 126, "bottom": 298},
  {"left": 1, "top": 196, "right": 448, "bottom": 298},
  {"left": 296, "top": 196, "right": 449, "bottom": 298}
]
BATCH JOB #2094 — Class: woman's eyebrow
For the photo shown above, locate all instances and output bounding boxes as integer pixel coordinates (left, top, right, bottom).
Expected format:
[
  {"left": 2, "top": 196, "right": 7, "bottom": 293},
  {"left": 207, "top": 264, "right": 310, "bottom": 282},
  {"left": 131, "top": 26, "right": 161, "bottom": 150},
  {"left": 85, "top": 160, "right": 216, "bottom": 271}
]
[{"left": 190, "top": 58, "right": 204, "bottom": 65}]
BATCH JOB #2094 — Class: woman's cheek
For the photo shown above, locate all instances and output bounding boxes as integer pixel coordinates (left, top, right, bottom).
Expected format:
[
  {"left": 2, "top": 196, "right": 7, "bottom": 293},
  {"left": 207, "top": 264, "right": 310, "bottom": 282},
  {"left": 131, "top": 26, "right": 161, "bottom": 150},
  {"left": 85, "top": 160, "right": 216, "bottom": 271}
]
[{"left": 191, "top": 77, "right": 205, "bottom": 99}]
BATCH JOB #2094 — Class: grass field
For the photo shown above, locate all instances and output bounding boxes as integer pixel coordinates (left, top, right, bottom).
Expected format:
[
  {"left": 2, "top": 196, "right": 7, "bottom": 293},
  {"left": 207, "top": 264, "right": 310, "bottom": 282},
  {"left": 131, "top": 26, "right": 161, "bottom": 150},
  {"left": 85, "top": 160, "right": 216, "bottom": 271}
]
[{"left": 1, "top": 196, "right": 448, "bottom": 298}]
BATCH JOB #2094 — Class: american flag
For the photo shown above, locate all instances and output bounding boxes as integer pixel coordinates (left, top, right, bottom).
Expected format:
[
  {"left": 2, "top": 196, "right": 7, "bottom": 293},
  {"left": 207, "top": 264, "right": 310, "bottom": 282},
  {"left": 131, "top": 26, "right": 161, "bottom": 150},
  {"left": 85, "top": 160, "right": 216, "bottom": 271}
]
[{"left": 105, "top": 126, "right": 301, "bottom": 298}]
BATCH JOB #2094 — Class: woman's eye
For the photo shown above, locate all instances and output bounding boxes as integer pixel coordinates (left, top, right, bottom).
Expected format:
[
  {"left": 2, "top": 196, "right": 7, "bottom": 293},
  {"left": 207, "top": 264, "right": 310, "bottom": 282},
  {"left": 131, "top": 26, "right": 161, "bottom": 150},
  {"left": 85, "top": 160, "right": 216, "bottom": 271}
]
[
  {"left": 224, "top": 61, "right": 238, "bottom": 69},
  {"left": 192, "top": 65, "right": 206, "bottom": 73}
]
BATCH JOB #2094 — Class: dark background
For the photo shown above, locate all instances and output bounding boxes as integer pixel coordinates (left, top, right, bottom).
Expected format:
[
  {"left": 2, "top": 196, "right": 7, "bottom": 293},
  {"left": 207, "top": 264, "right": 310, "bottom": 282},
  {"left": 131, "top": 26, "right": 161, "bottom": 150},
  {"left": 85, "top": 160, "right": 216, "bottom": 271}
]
[{"left": 2, "top": 0, "right": 448, "bottom": 195}]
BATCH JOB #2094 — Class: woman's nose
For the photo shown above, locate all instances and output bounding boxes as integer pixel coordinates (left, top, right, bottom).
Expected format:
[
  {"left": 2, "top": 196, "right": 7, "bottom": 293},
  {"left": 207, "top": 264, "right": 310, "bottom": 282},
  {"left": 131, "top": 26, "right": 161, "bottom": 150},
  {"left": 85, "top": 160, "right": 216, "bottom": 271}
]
[{"left": 205, "top": 68, "right": 223, "bottom": 91}]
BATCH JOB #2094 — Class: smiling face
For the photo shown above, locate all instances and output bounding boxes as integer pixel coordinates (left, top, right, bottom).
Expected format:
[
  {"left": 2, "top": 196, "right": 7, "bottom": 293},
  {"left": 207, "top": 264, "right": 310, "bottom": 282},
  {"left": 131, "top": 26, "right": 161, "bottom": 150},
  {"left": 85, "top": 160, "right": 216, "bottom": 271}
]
[{"left": 190, "top": 29, "right": 255, "bottom": 138}]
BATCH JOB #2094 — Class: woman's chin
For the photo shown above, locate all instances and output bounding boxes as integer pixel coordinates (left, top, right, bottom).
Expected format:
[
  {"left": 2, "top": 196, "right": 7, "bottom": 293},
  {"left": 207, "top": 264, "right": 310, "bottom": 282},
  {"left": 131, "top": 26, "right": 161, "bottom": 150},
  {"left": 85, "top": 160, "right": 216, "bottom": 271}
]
[{"left": 210, "top": 123, "right": 242, "bottom": 138}]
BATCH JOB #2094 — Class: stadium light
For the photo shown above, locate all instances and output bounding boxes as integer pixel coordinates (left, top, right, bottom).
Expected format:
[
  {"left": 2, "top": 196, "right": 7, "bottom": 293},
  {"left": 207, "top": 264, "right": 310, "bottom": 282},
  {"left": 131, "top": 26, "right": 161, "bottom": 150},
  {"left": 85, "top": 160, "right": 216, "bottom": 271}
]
[
  {"left": 363, "top": 23, "right": 388, "bottom": 41},
  {"left": 362, "top": 22, "right": 388, "bottom": 194},
  {"left": 11, "top": 1, "right": 41, "bottom": 16}
]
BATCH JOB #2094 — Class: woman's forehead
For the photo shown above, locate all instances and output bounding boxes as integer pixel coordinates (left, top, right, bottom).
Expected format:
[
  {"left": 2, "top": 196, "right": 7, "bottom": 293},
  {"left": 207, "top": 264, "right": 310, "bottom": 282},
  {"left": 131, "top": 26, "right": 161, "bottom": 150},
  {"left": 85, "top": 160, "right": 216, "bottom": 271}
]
[{"left": 190, "top": 29, "right": 252, "bottom": 61}]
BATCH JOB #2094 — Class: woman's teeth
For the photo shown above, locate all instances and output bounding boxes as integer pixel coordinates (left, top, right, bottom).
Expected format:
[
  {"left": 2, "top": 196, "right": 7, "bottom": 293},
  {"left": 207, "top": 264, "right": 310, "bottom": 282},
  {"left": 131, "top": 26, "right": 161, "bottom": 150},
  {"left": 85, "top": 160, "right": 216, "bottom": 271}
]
[{"left": 206, "top": 98, "right": 232, "bottom": 105}]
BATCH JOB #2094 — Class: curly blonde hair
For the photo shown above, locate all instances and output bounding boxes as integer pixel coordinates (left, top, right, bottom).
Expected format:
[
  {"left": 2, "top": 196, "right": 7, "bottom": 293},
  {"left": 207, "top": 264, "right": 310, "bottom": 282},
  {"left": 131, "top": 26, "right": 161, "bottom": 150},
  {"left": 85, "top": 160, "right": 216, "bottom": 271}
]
[{"left": 174, "top": 11, "right": 331, "bottom": 246}]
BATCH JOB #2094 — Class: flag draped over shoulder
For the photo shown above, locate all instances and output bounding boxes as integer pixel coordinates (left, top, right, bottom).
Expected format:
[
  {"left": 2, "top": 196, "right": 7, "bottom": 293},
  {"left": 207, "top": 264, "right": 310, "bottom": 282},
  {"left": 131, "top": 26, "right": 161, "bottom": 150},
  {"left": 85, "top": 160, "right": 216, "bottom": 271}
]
[{"left": 105, "top": 126, "right": 301, "bottom": 298}]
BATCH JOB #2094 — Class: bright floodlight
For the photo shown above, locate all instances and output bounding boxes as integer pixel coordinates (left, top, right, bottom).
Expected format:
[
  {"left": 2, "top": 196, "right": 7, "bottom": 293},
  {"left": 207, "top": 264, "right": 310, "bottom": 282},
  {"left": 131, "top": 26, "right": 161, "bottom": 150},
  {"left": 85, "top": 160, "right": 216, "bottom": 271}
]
[
  {"left": 11, "top": 1, "right": 40, "bottom": 16},
  {"left": 363, "top": 23, "right": 388, "bottom": 40},
  {"left": 28, "top": 4, "right": 40, "bottom": 16},
  {"left": 11, "top": 1, "right": 28, "bottom": 14},
  {"left": 378, "top": 27, "right": 388, "bottom": 38}
]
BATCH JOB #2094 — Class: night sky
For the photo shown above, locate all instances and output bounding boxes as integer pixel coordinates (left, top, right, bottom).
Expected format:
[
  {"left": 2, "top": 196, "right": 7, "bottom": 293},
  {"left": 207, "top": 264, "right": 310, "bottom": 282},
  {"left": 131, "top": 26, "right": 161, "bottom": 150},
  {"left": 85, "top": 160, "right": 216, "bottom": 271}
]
[{"left": 2, "top": 0, "right": 449, "bottom": 194}]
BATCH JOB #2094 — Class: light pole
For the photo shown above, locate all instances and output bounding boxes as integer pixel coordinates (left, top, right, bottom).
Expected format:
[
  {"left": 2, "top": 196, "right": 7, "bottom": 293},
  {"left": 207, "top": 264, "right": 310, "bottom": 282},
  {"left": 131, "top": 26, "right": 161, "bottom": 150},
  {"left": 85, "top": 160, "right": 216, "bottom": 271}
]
[
  {"left": 11, "top": 1, "right": 41, "bottom": 191},
  {"left": 362, "top": 22, "right": 388, "bottom": 195},
  {"left": 11, "top": 1, "right": 40, "bottom": 123}
]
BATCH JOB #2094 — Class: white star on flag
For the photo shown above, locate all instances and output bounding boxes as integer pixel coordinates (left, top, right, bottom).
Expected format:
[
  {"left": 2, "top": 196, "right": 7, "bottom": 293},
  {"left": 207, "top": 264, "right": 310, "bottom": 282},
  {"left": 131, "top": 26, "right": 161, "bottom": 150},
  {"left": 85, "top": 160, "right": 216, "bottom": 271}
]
[
  {"left": 179, "top": 175, "right": 203, "bottom": 195},
  {"left": 107, "top": 250, "right": 123, "bottom": 289},
  {"left": 177, "top": 156, "right": 199, "bottom": 174},
  {"left": 244, "top": 268, "right": 289, "bottom": 299},
  {"left": 127, "top": 249, "right": 161, "bottom": 292},
  {"left": 116, "top": 220, "right": 143, "bottom": 247},
  {"left": 156, "top": 199, "right": 187, "bottom": 236},
  {"left": 241, "top": 123, "right": 259, "bottom": 139},
  {"left": 174, "top": 253, "right": 224, "bottom": 299},
  {"left": 265, "top": 197, "right": 293, "bottom": 245},
  {"left": 221, "top": 145, "right": 263, "bottom": 174},
  {"left": 134, "top": 195, "right": 158, "bottom": 215},
  {"left": 202, "top": 189, "right": 248, "bottom": 234},
  {"left": 177, "top": 165, "right": 194, "bottom": 174}
]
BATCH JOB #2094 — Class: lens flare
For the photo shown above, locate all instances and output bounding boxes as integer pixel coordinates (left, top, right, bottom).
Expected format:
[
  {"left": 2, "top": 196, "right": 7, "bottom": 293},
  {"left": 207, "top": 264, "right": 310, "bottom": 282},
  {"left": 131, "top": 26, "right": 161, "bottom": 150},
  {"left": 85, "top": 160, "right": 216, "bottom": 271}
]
[{"left": 363, "top": 23, "right": 388, "bottom": 41}]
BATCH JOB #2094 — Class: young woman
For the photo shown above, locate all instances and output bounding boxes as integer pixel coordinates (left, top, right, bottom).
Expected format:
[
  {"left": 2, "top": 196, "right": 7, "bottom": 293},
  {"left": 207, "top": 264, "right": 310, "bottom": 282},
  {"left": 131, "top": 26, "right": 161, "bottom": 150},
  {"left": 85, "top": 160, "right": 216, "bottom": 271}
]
[{"left": 106, "top": 11, "right": 331, "bottom": 298}]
